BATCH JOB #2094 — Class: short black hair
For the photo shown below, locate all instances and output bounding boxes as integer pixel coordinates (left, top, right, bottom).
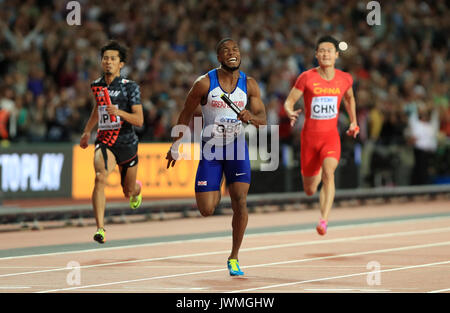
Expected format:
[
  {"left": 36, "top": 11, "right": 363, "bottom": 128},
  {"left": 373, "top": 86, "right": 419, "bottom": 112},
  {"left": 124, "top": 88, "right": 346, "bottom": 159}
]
[
  {"left": 216, "top": 38, "right": 233, "bottom": 54},
  {"left": 315, "top": 35, "right": 339, "bottom": 51},
  {"left": 101, "top": 40, "right": 127, "bottom": 62}
]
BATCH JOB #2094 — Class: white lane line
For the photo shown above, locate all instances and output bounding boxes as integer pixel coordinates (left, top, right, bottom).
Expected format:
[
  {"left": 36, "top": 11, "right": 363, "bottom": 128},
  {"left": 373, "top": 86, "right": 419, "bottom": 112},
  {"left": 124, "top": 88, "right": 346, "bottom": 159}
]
[
  {"left": 2, "top": 214, "right": 449, "bottom": 261},
  {"left": 0, "top": 286, "right": 31, "bottom": 289},
  {"left": 229, "top": 259, "right": 450, "bottom": 293},
  {"left": 2, "top": 226, "right": 450, "bottom": 278},
  {"left": 2, "top": 226, "right": 449, "bottom": 279},
  {"left": 428, "top": 288, "right": 450, "bottom": 293},
  {"left": 36, "top": 241, "right": 450, "bottom": 293},
  {"left": 238, "top": 241, "right": 450, "bottom": 272},
  {"left": 37, "top": 268, "right": 227, "bottom": 293}
]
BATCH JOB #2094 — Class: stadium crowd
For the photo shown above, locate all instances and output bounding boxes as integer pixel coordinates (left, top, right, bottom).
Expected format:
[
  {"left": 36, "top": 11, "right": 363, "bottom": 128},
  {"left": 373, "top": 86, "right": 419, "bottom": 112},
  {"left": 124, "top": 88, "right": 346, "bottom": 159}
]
[{"left": 0, "top": 0, "right": 449, "bottom": 187}]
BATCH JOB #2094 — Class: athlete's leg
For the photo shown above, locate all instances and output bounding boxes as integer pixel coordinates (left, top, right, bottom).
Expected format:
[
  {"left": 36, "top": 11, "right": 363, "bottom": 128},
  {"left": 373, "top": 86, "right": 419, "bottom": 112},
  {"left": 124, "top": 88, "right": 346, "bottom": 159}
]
[
  {"left": 92, "top": 147, "right": 117, "bottom": 229},
  {"left": 227, "top": 182, "right": 249, "bottom": 260},
  {"left": 121, "top": 163, "right": 143, "bottom": 210},
  {"left": 194, "top": 149, "right": 223, "bottom": 216},
  {"left": 121, "top": 164, "right": 141, "bottom": 198},
  {"left": 300, "top": 131, "right": 322, "bottom": 196},
  {"left": 319, "top": 157, "right": 339, "bottom": 221},
  {"left": 302, "top": 167, "right": 322, "bottom": 196},
  {"left": 319, "top": 183, "right": 326, "bottom": 211},
  {"left": 196, "top": 190, "right": 221, "bottom": 216}
]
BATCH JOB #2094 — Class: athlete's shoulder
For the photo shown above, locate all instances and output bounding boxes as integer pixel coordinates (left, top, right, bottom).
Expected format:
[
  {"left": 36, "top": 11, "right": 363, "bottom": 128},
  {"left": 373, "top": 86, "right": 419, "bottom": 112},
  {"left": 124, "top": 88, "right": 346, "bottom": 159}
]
[
  {"left": 187, "top": 73, "right": 210, "bottom": 97},
  {"left": 305, "top": 68, "right": 318, "bottom": 75},
  {"left": 116, "top": 77, "right": 140, "bottom": 104},
  {"left": 335, "top": 69, "right": 353, "bottom": 82},
  {"left": 119, "top": 77, "right": 139, "bottom": 87},
  {"left": 245, "top": 75, "right": 259, "bottom": 89},
  {"left": 245, "top": 75, "right": 259, "bottom": 95},
  {"left": 206, "top": 68, "right": 217, "bottom": 76},
  {"left": 121, "top": 77, "right": 141, "bottom": 99},
  {"left": 91, "top": 76, "right": 104, "bottom": 86},
  {"left": 195, "top": 73, "right": 211, "bottom": 87},
  {"left": 294, "top": 68, "right": 315, "bottom": 90},
  {"left": 298, "top": 68, "right": 317, "bottom": 79}
]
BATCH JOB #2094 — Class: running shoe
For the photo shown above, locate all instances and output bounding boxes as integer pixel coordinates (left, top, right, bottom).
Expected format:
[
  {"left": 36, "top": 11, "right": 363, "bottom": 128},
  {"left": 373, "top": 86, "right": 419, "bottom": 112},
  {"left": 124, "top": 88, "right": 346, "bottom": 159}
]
[
  {"left": 316, "top": 218, "right": 328, "bottom": 236},
  {"left": 227, "top": 259, "right": 244, "bottom": 276},
  {"left": 93, "top": 228, "right": 106, "bottom": 244},
  {"left": 129, "top": 180, "right": 142, "bottom": 210}
]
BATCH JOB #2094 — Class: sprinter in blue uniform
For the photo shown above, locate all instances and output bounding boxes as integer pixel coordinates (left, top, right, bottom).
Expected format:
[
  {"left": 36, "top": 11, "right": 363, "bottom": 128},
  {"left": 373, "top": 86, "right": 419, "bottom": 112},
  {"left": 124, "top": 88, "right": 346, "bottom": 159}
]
[{"left": 166, "top": 38, "right": 267, "bottom": 276}]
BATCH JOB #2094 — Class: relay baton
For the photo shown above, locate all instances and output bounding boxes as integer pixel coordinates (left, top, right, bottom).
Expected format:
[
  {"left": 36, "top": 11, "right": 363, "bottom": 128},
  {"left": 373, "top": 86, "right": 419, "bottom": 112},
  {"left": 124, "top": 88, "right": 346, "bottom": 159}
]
[
  {"left": 346, "top": 125, "right": 360, "bottom": 137},
  {"left": 102, "top": 87, "right": 116, "bottom": 122},
  {"left": 220, "top": 93, "right": 251, "bottom": 125},
  {"left": 90, "top": 86, "right": 116, "bottom": 122}
]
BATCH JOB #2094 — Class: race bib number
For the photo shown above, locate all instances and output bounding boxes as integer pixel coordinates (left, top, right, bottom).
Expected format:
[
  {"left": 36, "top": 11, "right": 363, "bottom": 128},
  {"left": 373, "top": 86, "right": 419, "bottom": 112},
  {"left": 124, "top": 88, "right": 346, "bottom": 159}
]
[
  {"left": 212, "top": 116, "right": 242, "bottom": 138},
  {"left": 310, "top": 96, "right": 338, "bottom": 120},
  {"left": 98, "top": 105, "right": 121, "bottom": 130}
]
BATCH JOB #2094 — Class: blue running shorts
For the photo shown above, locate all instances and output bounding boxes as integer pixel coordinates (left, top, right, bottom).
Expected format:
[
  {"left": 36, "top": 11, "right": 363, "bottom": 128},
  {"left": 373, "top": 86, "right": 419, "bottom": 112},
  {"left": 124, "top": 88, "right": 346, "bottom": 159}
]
[{"left": 195, "top": 138, "right": 251, "bottom": 192}]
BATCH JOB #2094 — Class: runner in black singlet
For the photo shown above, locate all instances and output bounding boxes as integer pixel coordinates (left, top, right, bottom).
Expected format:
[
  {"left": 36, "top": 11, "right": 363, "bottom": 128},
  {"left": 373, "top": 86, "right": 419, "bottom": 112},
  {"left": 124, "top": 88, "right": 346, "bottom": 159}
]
[{"left": 79, "top": 41, "right": 144, "bottom": 244}]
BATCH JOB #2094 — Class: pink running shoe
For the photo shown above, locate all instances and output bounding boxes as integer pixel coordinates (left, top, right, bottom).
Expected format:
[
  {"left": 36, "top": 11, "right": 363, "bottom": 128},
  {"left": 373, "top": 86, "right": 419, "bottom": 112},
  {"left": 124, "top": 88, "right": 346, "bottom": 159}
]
[{"left": 316, "top": 219, "right": 328, "bottom": 236}]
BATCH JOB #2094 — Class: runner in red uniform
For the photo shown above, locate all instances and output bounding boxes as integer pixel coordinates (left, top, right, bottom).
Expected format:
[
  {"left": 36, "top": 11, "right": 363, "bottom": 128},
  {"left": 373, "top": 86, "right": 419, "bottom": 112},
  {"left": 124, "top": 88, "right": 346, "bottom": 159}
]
[{"left": 284, "top": 36, "right": 359, "bottom": 235}]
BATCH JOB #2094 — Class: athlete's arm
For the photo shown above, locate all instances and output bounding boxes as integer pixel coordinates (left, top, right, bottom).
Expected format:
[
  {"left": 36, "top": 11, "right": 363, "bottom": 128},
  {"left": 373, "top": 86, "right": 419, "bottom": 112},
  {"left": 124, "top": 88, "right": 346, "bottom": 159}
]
[
  {"left": 166, "top": 75, "right": 209, "bottom": 168},
  {"left": 283, "top": 87, "right": 303, "bottom": 127},
  {"left": 176, "top": 75, "right": 209, "bottom": 128},
  {"left": 343, "top": 87, "right": 359, "bottom": 138},
  {"left": 106, "top": 104, "right": 144, "bottom": 127},
  {"left": 80, "top": 101, "right": 99, "bottom": 149},
  {"left": 239, "top": 77, "right": 266, "bottom": 127}
]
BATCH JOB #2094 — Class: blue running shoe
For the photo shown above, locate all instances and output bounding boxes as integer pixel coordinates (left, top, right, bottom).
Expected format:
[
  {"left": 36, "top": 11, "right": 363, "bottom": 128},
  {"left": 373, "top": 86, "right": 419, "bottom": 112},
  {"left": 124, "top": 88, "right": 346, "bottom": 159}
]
[{"left": 227, "top": 259, "right": 244, "bottom": 276}]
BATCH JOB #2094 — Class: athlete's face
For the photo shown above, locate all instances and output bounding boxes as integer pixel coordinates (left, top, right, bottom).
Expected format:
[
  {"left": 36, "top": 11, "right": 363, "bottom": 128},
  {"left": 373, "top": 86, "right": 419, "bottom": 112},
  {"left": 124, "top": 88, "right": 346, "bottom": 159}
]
[
  {"left": 315, "top": 42, "right": 338, "bottom": 68},
  {"left": 101, "top": 50, "right": 124, "bottom": 76},
  {"left": 217, "top": 40, "right": 241, "bottom": 72}
]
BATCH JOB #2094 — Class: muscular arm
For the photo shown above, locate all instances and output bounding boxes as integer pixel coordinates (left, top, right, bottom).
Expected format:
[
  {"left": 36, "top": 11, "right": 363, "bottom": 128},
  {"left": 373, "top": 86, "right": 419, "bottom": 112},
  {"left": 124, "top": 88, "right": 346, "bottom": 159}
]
[
  {"left": 106, "top": 82, "right": 144, "bottom": 127},
  {"left": 166, "top": 75, "right": 209, "bottom": 168},
  {"left": 80, "top": 102, "right": 99, "bottom": 148},
  {"left": 239, "top": 77, "right": 266, "bottom": 127},
  {"left": 343, "top": 87, "right": 359, "bottom": 138},
  {"left": 283, "top": 87, "right": 304, "bottom": 127},
  {"left": 174, "top": 74, "right": 209, "bottom": 139},
  {"left": 106, "top": 104, "right": 144, "bottom": 127}
]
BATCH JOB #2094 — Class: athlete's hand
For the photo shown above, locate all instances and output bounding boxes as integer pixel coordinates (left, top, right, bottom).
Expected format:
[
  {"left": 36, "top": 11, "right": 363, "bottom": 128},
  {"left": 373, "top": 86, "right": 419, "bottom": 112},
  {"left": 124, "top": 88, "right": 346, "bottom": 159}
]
[
  {"left": 105, "top": 105, "right": 119, "bottom": 116},
  {"left": 80, "top": 132, "right": 90, "bottom": 149},
  {"left": 166, "top": 147, "right": 178, "bottom": 169},
  {"left": 346, "top": 123, "right": 360, "bottom": 138},
  {"left": 286, "top": 109, "right": 302, "bottom": 127},
  {"left": 238, "top": 109, "right": 252, "bottom": 124}
]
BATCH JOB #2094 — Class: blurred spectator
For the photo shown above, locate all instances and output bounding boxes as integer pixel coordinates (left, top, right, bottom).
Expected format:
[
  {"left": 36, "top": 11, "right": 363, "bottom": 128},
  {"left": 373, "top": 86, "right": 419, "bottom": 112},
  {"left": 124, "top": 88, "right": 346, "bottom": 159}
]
[
  {"left": 0, "top": 87, "right": 16, "bottom": 139},
  {"left": 0, "top": 109, "right": 9, "bottom": 140},
  {"left": 440, "top": 107, "right": 450, "bottom": 138},
  {"left": 27, "top": 94, "right": 47, "bottom": 142},
  {"left": 14, "top": 94, "right": 29, "bottom": 141},
  {"left": 27, "top": 66, "right": 45, "bottom": 97},
  {"left": 407, "top": 102, "right": 440, "bottom": 185}
]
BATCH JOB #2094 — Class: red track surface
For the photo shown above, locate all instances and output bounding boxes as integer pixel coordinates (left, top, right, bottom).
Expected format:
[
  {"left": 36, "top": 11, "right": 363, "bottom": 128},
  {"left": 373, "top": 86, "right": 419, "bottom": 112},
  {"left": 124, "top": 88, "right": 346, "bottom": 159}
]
[{"left": 0, "top": 199, "right": 449, "bottom": 293}]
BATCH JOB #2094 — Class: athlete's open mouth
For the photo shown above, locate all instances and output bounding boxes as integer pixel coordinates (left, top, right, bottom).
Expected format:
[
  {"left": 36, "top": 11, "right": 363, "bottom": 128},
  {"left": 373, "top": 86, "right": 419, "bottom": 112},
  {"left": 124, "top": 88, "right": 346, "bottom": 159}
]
[{"left": 228, "top": 57, "right": 237, "bottom": 63}]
